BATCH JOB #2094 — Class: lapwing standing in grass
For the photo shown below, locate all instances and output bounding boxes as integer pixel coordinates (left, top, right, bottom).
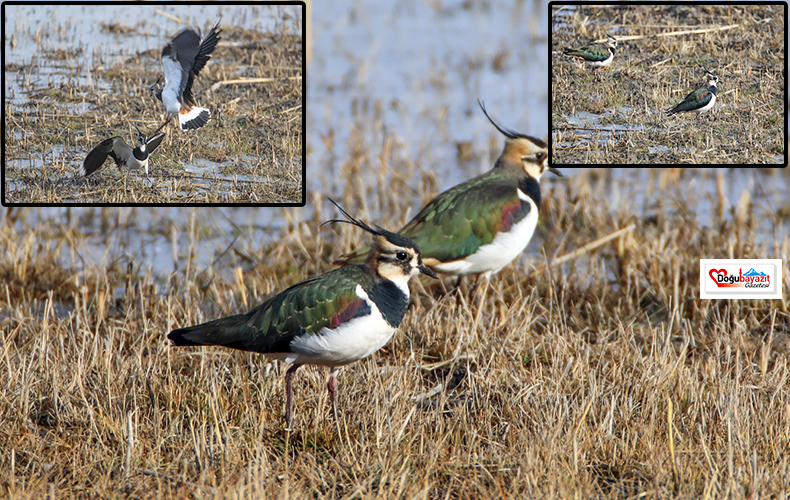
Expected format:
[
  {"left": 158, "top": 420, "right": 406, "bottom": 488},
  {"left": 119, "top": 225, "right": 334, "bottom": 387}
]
[
  {"left": 336, "top": 101, "right": 562, "bottom": 296},
  {"left": 666, "top": 69, "right": 721, "bottom": 121},
  {"left": 563, "top": 34, "right": 618, "bottom": 81},
  {"left": 167, "top": 200, "right": 438, "bottom": 428},
  {"left": 79, "top": 126, "right": 165, "bottom": 179},
  {"left": 151, "top": 19, "right": 222, "bottom": 133}
]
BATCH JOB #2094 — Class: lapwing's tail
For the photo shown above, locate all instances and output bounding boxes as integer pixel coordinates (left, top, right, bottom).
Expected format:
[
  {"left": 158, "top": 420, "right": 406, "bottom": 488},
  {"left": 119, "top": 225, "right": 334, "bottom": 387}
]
[
  {"left": 178, "top": 106, "right": 211, "bottom": 130},
  {"left": 168, "top": 313, "right": 248, "bottom": 347}
]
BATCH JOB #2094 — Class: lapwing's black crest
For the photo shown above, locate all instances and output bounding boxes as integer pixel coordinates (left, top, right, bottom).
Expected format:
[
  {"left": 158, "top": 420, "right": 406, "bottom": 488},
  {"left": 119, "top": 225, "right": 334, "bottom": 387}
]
[{"left": 478, "top": 99, "right": 547, "bottom": 148}]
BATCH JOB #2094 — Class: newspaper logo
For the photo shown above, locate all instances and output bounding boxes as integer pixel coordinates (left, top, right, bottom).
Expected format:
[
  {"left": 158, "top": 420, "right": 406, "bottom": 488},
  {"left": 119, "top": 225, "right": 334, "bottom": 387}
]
[{"left": 700, "top": 259, "right": 783, "bottom": 299}]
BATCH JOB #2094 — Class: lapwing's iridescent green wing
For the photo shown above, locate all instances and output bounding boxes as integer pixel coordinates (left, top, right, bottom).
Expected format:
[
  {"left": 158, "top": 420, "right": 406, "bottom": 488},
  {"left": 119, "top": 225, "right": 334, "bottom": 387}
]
[
  {"left": 168, "top": 266, "right": 373, "bottom": 353},
  {"left": 668, "top": 86, "right": 715, "bottom": 114},
  {"left": 564, "top": 42, "right": 611, "bottom": 63},
  {"left": 399, "top": 169, "right": 533, "bottom": 263}
]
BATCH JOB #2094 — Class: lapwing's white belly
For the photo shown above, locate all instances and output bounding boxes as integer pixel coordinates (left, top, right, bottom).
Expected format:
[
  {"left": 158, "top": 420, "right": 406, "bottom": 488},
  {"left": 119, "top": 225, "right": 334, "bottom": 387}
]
[
  {"left": 282, "top": 285, "right": 398, "bottom": 367},
  {"left": 126, "top": 156, "right": 149, "bottom": 175},
  {"left": 588, "top": 53, "right": 613, "bottom": 68},
  {"left": 694, "top": 93, "right": 716, "bottom": 114},
  {"left": 432, "top": 190, "right": 539, "bottom": 277},
  {"left": 161, "top": 57, "right": 183, "bottom": 113}
]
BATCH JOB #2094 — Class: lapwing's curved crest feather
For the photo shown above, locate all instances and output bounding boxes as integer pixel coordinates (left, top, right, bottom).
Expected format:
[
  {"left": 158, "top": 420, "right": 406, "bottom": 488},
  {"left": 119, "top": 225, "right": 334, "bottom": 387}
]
[
  {"left": 477, "top": 99, "right": 546, "bottom": 148},
  {"left": 321, "top": 198, "right": 383, "bottom": 237}
]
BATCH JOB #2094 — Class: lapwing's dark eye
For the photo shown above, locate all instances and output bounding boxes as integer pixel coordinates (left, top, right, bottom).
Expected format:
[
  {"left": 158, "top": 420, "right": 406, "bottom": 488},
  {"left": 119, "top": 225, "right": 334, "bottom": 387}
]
[
  {"left": 396, "top": 251, "right": 408, "bottom": 261},
  {"left": 536, "top": 152, "right": 546, "bottom": 162}
]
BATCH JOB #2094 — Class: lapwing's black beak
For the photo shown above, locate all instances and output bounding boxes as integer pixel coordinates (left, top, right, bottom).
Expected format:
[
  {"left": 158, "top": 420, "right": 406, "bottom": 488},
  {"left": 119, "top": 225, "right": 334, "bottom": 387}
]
[{"left": 419, "top": 265, "right": 439, "bottom": 279}]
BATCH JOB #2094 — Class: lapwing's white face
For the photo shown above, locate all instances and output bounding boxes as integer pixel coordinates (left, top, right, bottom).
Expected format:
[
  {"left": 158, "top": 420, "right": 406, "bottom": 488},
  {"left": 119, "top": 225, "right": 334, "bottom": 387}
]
[
  {"left": 506, "top": 137, "right": 551, "bottom": 180},
  {"left": 707, "top": 74, "right": 719, "bottom": 87},
  {"left": 606, "top": 36, "right": 618, "bottom": 49},
  {"left": 374, "top": 236, "right": 424, "bottom": 283}
]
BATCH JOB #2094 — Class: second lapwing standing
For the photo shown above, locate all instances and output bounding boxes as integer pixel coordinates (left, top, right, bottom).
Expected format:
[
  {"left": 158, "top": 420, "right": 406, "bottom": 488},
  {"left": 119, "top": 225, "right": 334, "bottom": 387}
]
[
  {"left": 336, "top": 101, "right": 561, "bottom": 295},
  {"left": 79, "top": 126, "right": 165, "bottom": 178},
  {"left": 151, "top": 19, "right": 222, "bottom": 133},
  {"left": 563, "top": 34, "right": 618, "bottom": 81},
  {"left": 666, "top": 69, "right": 721, "bottom": 122},
  {"left": 167, "top": 201, "right": 438, "bottom": 428}
]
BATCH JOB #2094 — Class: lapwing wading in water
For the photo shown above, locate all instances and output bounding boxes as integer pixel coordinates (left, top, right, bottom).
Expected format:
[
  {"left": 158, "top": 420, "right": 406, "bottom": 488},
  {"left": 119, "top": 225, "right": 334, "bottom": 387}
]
[
  {"left": 563, "top": 34, "right": 618, "bottom": 81},
  {"left": 167, "top": 200, "right": 438, "bottom": 428},
  {"left": 336, "top": 100, "right": 561, "bottom": 296},
  {"left": 151, "top": 19, "right": 222, "bottom": 133},
  {"left": 666, "top": 69, "right": 720, "bottom": 122},
  {"left": 80, "top": 126, "right": 165, "bottom": 178}
]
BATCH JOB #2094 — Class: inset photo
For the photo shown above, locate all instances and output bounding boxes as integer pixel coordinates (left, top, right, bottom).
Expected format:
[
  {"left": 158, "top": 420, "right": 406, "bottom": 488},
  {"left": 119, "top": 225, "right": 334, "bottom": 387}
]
[
  {"left": 550, "top": 3, "right": 786, "bottom": 165},
  {"left": 3, "top": 3, "right": 305, "bottom": 205}
]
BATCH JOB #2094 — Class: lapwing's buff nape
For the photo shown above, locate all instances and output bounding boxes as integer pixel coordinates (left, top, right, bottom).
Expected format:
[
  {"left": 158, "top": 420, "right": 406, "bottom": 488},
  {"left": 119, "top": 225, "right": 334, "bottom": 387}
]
[
  {"left": 80, "top": 126, "right": 165, "bottom": 178},
  {"left": 563, "top": 33, "right": 618, "bottom": 81},
  {"left": 336, "top": 100, "right": 560, "bottom": 296},
  {"left": 167, "top": 199, "right": 437, "bottom": 428},
  {"left": 151, "top": 19, "right": 222, "bottom": 133},
  {"left": 666, "top": 68, "right": 721, "bottom": 121}
]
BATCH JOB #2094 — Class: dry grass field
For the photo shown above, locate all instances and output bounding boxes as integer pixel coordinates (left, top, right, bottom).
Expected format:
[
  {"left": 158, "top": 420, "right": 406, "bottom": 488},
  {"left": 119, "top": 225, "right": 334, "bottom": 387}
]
[{"left": 1, "top": 166, "right": 788, "bottom": 498}]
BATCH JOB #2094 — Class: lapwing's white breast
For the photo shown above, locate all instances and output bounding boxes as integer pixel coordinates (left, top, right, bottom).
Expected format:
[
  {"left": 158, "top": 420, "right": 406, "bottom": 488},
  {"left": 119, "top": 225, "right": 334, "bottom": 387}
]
[
  {"left": 432, "top": 189, "right": 540, "bottom": 277},
  {"left": 126, "top": 155, "right": 149, "bottom": 174},
  {"left": 588, "top": 51, "right": 614, "bottom": 68},
  {"left": 282, "top": 284, "right": 398, "bottom": 367}
]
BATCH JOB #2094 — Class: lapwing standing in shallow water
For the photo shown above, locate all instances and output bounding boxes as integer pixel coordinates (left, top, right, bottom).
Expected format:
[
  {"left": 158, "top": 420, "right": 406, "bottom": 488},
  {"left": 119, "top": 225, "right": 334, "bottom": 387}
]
[
  {"left": 563, "top": 34, "right": 618, "bottom": 81},
  {"left": 151, "top": 19, "right": 222, "bottom": 133},
  {"left": 336, "top": 101, "right": 562, "bottom": 296},
  {"left": 666, "top": 69, "right": 720, "bottom": 122},
  {"left": 79, "top": 126, "right": 165, "bottom": 179},
  {"left": 167, "top": 200, "right": 438, "bottom": 428}
]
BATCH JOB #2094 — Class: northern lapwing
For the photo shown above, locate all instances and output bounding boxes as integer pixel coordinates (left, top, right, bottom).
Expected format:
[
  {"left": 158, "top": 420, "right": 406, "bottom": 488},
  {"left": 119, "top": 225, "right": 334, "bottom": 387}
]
[
  {"left": 79, "top": 126, "right": 166, "bottom": 178},
  {"left": 666, "top": 69, "right": 721, "bottom": 121},
  {"left": 563, "top": 34, "right": 618, "bottom": 81},
  {"left": 167, "top": 200, "right": 438, "bottom": 428},
  {"left": 336, "top": 101, "right": 561, "bottom": 295},
  {"left": 151, "top": 19, "right": 222, "bottom": 133}
]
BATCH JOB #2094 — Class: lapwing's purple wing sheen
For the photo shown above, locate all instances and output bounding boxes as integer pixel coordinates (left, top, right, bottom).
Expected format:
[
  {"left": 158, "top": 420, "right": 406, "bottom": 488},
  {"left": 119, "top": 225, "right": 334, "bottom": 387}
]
[
  {"left": 167, "top": 266, "right": 374, "bottom": 355},
  {"left": 667, "top": 85, "right": 715, "bottom": 115},
  {"left": 564, "top": 42, "right": 613, "bottom": 63}
]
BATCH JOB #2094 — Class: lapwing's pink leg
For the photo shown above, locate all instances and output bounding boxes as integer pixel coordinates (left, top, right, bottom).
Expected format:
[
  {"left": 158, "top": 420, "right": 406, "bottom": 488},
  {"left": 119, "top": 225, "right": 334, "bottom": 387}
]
[
  {"left": 327, "top": 367, "right": 339, "bottom": 421},
  {"left": 285, "top": 364, "right": 301, "bottom": 428}
]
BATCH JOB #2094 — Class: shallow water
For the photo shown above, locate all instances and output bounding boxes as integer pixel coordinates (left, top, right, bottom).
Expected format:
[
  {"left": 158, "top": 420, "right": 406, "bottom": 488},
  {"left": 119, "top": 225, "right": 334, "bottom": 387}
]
[{"left": 5, "top": 1, "right": 786, "bottom": 283}]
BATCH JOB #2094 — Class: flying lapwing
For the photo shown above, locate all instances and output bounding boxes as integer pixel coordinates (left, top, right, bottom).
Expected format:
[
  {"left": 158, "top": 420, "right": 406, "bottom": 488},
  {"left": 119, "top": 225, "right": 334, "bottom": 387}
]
[{"left": 151, "top": 19, "right": 222, "bottom": 133}]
